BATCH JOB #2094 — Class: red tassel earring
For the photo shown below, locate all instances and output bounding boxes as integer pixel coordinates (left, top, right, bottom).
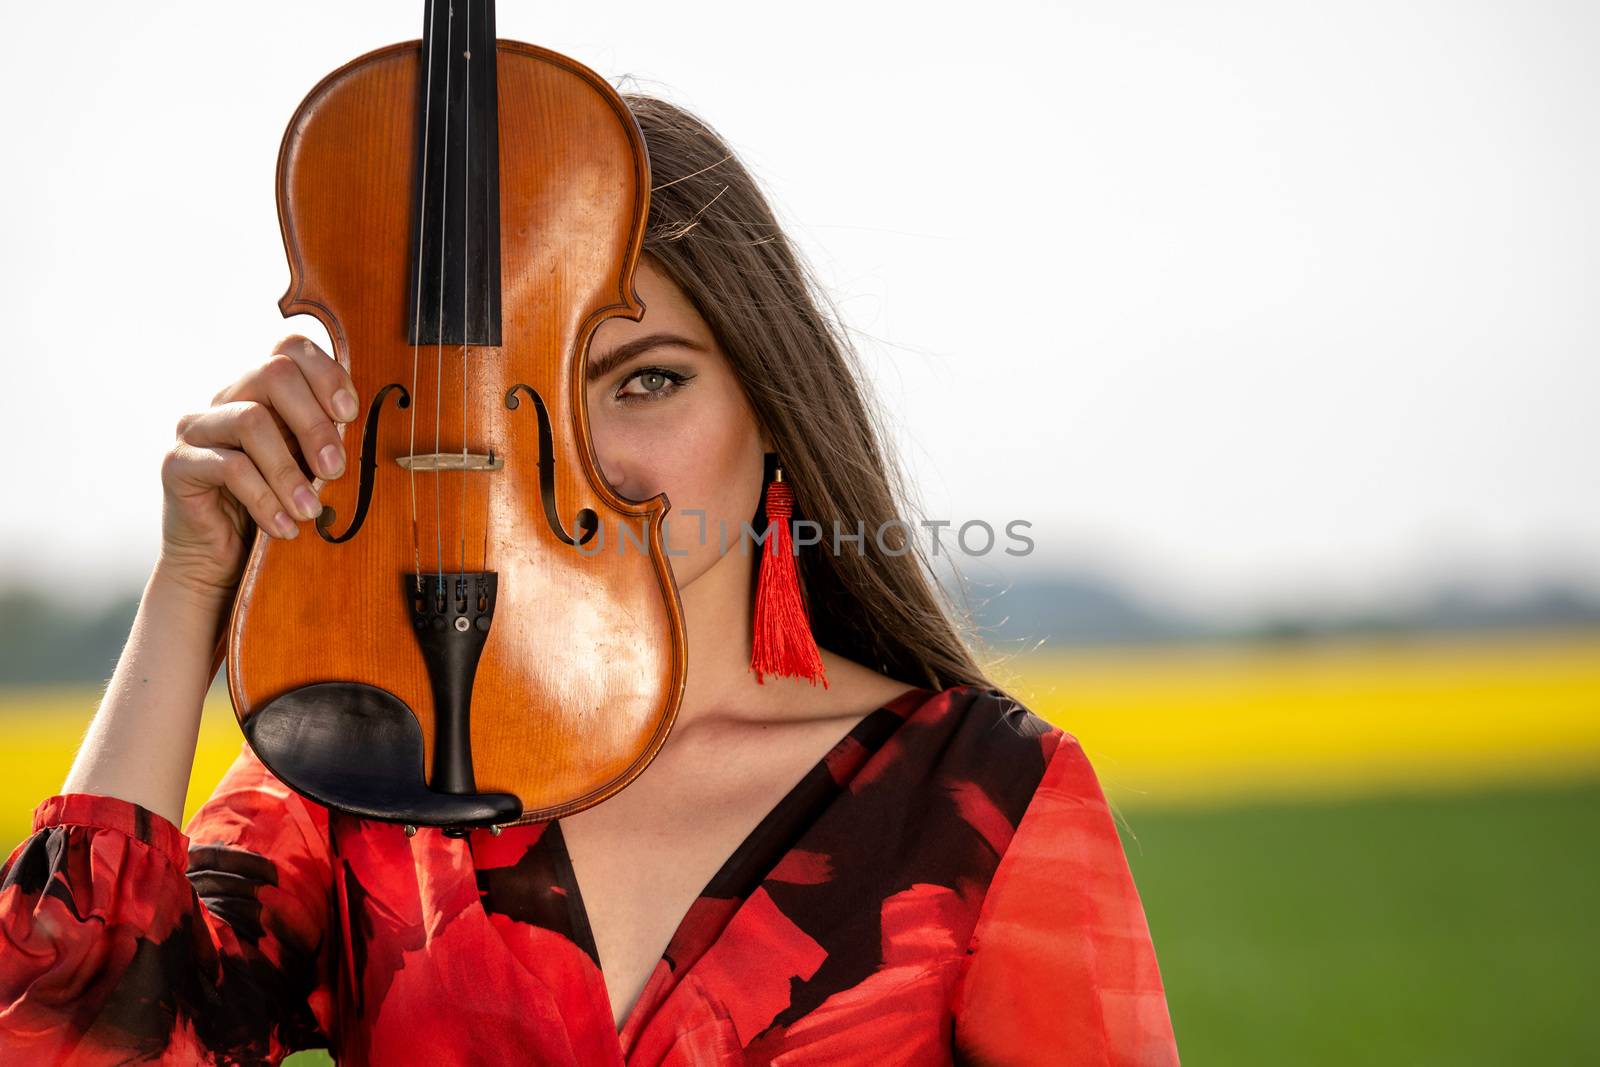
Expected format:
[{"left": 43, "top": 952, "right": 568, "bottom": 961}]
[{"left": 750, "top": 462, "right": 829, "bottom": 688}]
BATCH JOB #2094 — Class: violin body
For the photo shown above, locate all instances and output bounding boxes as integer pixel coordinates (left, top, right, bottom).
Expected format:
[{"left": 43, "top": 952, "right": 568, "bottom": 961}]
[{"left": 226, "top": 21, "right": 685, "bottom": 830}]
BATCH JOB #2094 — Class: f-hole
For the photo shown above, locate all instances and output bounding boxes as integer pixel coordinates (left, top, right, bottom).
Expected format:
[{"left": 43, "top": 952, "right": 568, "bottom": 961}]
[
  {"left": 504, "top": 383, "right": 599, "bottom": 546},
  {"left": 317, "top": 383, "right": 410, "bottom": 543}
]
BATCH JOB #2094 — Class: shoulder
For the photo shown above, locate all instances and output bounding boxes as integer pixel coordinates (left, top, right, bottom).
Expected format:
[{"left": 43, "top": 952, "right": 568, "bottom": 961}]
[
  {"left": 929, "top": 687, "right": 1111, "bottom": 842},
  {"left": 856, "top": 684, "right": 1073, "bottom": 847},
  {"left": 899, "top": 683, "right": 1066, "bottom": 770}
]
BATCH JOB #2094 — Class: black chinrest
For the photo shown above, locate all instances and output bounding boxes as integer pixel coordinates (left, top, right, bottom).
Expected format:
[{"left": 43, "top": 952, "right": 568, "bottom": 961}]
[{"left": 243, "top": 681, "right": 522, "bottom": 828}]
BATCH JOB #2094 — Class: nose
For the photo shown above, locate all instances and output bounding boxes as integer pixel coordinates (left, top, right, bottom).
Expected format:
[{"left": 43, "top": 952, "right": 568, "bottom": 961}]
[{"left": 594, "top": 447, "right": 631, "bottom": 502}]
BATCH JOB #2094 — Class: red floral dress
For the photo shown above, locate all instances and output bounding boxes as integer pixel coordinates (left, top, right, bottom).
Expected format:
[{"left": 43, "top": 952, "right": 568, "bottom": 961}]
[{"left": 0, "top": 684, "right": 1179, "bottom": 1065}]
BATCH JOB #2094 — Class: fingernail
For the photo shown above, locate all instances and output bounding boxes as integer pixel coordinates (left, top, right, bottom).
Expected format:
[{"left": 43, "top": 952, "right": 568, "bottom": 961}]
[
  {"left": 319, "top": 443, "right": 345, "bottom": 478},
  {"left": 274, "top": 511, "right": 298, "bottom": 538},
  {"left": 333, "top": 389, "right": 358, "bottom": 421},
  {"left": 293, "top": 486, "right": 320, "bottom": 520}
]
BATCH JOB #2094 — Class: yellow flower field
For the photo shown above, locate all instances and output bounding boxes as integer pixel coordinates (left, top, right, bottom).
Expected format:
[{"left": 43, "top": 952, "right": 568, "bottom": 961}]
[
  {"left": 2, "top": 628, "right": 1597, "bottom": 850},
  {"left": 997, "top": 628, "right": 1600, "bottom": 807}
]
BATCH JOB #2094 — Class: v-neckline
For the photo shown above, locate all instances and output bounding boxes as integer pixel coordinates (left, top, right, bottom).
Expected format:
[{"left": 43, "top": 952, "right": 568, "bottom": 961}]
[{"left": 548, "top": 685, "right": 934, "bottom": 1042}]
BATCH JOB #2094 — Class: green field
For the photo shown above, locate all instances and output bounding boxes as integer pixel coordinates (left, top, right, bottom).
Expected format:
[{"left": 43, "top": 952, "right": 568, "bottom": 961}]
[{"left": 1121, "top": 781, "right": 1600, "bottom": 1065}]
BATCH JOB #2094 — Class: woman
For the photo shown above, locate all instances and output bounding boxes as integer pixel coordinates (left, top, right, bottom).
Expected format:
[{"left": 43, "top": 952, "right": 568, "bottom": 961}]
[{"left": 0, "top": 94, "right": 1179, "bottom": 1065}]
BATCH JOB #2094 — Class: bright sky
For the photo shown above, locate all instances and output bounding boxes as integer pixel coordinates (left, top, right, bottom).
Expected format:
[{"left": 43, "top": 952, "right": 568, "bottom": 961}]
[{"left": 2, "top": 1, "right": 1595, "bottom": 621}]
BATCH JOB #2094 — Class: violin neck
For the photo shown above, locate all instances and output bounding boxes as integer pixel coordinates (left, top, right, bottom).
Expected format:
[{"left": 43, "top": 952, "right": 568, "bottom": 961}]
[{"left": 409, "top": 0, "right": 502, "bottom": 347}]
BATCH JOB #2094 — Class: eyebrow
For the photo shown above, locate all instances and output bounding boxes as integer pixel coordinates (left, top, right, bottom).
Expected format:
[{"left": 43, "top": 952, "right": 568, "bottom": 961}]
[{"left": 585, "top": 332, "right": 708, "bottom": 384}]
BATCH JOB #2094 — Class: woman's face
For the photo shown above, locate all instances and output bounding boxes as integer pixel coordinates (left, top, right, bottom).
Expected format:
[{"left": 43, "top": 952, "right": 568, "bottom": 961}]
[{"left": 586, "top": 255, "right": 771, "bottom": 591}]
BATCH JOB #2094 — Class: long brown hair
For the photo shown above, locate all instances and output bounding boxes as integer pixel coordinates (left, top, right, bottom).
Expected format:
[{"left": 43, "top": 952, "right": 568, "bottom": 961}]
[{"left": 623, "top": 92, "right": 1005, "bottom": 696}]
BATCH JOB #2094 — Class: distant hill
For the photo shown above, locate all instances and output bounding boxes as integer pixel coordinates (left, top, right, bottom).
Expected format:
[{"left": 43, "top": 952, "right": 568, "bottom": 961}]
[
  {"left": 949, "top": 567, "right": 1600, "bottom": 649},
  {"left": 3, "top": 570, "right": 1598, "bottom": 685},
  {"left": 942, "top": 569, "right": 1200, "bottom": 648},
  {"left": 0, "top": 587, "right": 142, "bottom": 687}
]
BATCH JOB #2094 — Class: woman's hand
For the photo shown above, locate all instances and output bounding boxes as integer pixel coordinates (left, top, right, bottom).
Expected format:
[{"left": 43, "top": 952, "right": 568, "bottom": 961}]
[{"left": 157, "top": 335, "right": 358, "bottom": 602}]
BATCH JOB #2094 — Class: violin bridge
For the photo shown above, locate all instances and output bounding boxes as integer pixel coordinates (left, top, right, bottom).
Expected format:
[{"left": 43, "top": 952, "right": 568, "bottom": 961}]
[{"left": 395, "top": 451, "right": 504, "bottom": 472}]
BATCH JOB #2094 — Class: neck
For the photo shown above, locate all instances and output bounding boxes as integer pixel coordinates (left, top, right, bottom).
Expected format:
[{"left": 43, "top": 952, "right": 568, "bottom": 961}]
[{"left": 675, "top": 542, "right": 792, "bottom": 731}]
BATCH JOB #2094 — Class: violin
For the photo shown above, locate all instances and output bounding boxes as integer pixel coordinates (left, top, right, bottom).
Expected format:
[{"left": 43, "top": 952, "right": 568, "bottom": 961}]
[{"left": 207, "top": 1, "right": 686, "bottom": 836}]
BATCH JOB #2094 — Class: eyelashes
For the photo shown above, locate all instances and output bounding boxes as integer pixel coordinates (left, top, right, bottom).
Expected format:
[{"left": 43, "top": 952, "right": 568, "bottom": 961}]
[{"left": 615, "top": 365, "right": 695, "bottom": 404}]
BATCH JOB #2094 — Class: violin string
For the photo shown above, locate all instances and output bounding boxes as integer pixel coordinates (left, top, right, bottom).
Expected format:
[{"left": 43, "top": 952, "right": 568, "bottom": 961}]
[
  {"left": 433, "top": 0, "right": 456, "bottom": 595},
  {"left": 407, "top": 0, "right": 439, "bottom": 596},
  {"left": 478, "top": 0, "right": 492, "bottom": 577},
  {"left": 458, "top": 0, "right": 470, "bottom": 580}
]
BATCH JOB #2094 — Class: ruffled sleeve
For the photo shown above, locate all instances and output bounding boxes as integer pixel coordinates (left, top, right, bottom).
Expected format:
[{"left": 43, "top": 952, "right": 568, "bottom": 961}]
[
  {"left": 0, "top": 741, "right": 338, "bottom": 1065},
  {"left": 951, "top": 735, "right": 1181, "bottom": 1066}
]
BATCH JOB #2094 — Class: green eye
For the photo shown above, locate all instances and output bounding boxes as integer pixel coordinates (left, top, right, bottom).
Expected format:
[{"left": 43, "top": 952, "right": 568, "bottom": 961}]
[{"left": 618, "top": 366, "right": 693, "bottom": 403}]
